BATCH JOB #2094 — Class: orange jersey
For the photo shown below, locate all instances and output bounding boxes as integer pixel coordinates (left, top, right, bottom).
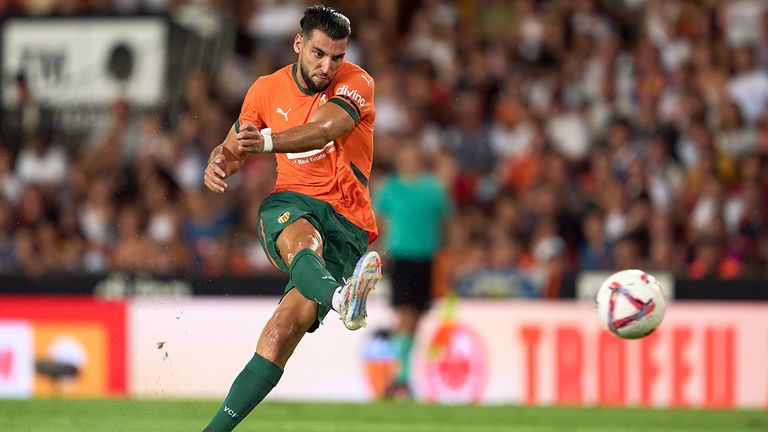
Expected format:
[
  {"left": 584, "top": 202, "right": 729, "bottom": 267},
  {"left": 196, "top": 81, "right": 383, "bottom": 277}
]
[{"left": 238, "top": 61, "right": 378, "bottom": 241}]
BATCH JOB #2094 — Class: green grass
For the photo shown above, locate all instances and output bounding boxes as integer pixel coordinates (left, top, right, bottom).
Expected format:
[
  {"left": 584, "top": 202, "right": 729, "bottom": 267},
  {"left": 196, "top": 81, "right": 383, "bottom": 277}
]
[{"left": 0, "top": 399, "right": 766, "bottom": 432}]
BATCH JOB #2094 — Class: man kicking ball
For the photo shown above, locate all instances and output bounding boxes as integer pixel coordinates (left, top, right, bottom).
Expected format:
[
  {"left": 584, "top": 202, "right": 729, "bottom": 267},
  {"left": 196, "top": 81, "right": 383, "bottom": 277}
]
[{"left": 201, "top": 5, "right": 381, "bottom": 431}]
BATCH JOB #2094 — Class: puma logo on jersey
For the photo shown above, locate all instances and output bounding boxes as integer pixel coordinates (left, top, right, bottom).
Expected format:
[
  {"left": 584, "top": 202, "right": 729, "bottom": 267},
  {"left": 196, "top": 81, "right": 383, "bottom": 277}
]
[
  {"left": 276, "top": 107, "right": 292, "bottom": 121},
  {"left": 360, "top": 74, "right": 372, "bottom": 87},
  {"left": 335, "top": 85, "right": 366, "bottom": 107}
]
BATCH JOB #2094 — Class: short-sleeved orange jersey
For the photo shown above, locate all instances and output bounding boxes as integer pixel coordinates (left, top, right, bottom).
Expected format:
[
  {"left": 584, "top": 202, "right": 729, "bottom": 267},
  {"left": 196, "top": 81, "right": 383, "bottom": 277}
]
[{"left": 238, "top": 61, "right": 377, "bottom": 242}]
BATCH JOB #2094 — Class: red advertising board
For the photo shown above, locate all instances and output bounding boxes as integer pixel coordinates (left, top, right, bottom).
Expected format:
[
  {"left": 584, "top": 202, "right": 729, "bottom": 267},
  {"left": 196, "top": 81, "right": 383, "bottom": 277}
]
[
  {"left": 0, "top": 296, "right": 127, "bottom": 397},
  {"left": 412, "top": 300, "right": 768, "bottom": 408}
]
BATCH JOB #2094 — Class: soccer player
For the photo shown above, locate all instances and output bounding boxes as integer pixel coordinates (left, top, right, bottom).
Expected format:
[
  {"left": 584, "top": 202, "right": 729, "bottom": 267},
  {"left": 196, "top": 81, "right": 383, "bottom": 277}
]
[
  {"left": 201, "top": 6, "right": 380, "bottom": 431},
  {"left": 374, "top": 143, "right": 449, "bottom": 398}
]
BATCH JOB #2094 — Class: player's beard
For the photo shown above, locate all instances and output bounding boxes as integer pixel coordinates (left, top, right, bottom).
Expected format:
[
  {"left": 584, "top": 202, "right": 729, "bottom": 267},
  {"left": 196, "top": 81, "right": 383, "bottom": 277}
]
[{"left": 299, "top": 61, "right": 331, "bottom": 93}]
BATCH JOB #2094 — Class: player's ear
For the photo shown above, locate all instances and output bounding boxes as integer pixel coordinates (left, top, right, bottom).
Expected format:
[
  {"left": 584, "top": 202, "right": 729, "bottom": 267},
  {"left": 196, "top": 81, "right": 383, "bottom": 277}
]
[{"left": 293, "top": 34, "right": 302, "bottom": 54}]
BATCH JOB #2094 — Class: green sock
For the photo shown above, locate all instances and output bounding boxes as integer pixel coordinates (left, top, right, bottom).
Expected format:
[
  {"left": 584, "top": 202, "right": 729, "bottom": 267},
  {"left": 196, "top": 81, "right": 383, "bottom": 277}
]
[
  {"left": 392, "top": 333, "right": 414, "bottom": 384},
  {"left": 289, "top": 248, "right": 340, "bottom": 308},
  {"left": 203, "top": 353, "right": 283, "bottom": 432}
]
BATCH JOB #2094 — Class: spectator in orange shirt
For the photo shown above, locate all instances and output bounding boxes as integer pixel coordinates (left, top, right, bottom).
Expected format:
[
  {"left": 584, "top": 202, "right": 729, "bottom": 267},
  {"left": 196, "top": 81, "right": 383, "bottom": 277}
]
[{"left": 688, "top": 235, "right": 744, "bottom": 279}]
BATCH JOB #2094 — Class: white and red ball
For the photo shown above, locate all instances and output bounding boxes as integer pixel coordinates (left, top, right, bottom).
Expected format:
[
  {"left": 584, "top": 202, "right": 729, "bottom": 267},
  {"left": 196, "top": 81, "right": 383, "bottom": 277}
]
[{"left": 595, "top": 269, "right": 666, "bottom": 339}]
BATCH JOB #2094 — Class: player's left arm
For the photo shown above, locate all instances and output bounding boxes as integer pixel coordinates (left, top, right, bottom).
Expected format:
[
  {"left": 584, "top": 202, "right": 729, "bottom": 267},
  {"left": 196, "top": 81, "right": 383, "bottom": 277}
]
[{"left": 237, "top": 102, "right": 355, "bottom": 154}]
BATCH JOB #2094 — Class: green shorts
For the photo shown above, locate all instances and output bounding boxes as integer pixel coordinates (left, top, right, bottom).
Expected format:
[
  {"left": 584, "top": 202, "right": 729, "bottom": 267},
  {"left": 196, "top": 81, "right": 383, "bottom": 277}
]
[{"left": 257, "top": 191, "right": 369, "bottom": 332}]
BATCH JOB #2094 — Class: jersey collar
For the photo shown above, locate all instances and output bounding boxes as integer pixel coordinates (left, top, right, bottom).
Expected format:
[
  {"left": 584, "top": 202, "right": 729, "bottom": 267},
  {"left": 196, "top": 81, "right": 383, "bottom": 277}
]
[{"left": 292, "top": 63, "right": 317, "bottom": 96}]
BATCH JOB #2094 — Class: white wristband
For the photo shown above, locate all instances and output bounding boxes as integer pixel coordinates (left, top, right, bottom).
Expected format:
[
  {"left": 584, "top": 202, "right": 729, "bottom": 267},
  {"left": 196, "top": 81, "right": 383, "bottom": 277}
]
[{"left": 260, "top": 128, "right": 273, "bottom": 153}]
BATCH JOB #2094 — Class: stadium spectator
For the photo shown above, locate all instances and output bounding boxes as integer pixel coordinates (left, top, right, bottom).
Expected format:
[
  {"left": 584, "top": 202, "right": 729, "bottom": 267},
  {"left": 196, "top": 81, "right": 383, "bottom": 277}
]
[
  {"left": 182, "top": 188, "right": 232, "bottom": 272},
  {"left": 456, "top": 230, "right": 537, "bottom": 298},
  {"left": 55, "top": 201, "right": 85, "bottom": 271},
  {"left": 578, "top": 210, "right": 613, "bottom": 270},
  {"left": 85, "top": 98, "right": 140, "bottom": 167},
  {"left": 14, "top": 184, "right": 47, "bottom": 230},
  {"left": 0, "top": 199, "right": 15, "bottom": 272},
  {"left": 445, "top": 90, "right": 495, "bottom": 174},
  {"left": 15, "top": 132, "right": 68, "bottom": 189},
  {"left": 648, "top": 236, "right": 680, "bottom": 274},
  {"left": 727, "top": 44, "right": 768, "bottom": 125},
  {"left": 0, "top": 73, "right": 52, "bottom": 147},
  {"left": 432, "top": 216, "right": 474, "bottom": 299},
  {"left": 0, "top": 143, "right": 22, "bottom": 203},
  {"left": 688, "top": 235, "right": 744, "bottom": 279}
]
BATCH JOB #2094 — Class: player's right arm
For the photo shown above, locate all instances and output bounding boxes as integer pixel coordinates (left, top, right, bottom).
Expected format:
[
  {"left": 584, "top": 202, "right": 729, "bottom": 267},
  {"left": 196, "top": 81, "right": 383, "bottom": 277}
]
[
  {"left": 203, "top": 125, "right": 249, "bottom": 193},
  {"left": 204, "top": 78, "right": 266, "bottom": 193}
]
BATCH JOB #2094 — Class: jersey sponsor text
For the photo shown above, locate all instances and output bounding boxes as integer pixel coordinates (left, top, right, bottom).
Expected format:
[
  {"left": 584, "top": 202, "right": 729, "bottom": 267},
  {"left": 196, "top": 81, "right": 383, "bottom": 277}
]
[{"left": 335, "top": 85, "right": 366, "bottom": 107}]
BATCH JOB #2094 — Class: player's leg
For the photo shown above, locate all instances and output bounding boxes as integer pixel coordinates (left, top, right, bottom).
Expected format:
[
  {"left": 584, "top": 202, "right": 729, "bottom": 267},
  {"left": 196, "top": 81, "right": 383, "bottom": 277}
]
[
  {"left": 204, "top": 196, "right": 347, "bottom": 431},
  {"left": 388, "top": 259, "right": 432, "bottom": 398},
  {"left": 281, "top": 217, "right": 381, "bottom": 330},
  {"left": 392, "top": 304, "right": 420, "bottom": 391},
  {"left": 278, "top": 218, "right": 343, "bottom": 309},
  {"left": 204, "top": 217, "right": 326, "bottom": 432},
  {"left": 204, "top": 289, "right": 317, "bottom": 432},
  {"left": 256, "top": 192, "right": 381, "bottom": 329},
  {"left": 254, "top": 288, "right": 318, "bottom": 366}
]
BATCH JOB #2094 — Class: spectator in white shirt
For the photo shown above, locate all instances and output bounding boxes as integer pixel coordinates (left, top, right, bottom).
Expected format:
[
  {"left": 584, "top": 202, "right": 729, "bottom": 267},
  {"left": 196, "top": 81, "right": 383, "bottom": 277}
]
[
  {"left": 15, "top": 133, "right": 68, "bottom": 188},
  {"left": 728, "top": 45, "right": 768, "bottom": 125}
]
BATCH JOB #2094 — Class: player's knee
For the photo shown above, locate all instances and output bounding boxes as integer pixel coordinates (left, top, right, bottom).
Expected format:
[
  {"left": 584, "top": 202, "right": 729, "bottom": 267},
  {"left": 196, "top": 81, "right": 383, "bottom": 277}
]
[{"left": 277, "top": 219, "right": 324, "bottom": 264}]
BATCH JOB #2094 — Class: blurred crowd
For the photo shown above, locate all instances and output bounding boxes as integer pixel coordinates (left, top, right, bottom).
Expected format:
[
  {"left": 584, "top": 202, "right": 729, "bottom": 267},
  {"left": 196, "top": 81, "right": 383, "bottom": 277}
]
[{"left": 1, "top": 0, "right": 767, "bottom": 297}]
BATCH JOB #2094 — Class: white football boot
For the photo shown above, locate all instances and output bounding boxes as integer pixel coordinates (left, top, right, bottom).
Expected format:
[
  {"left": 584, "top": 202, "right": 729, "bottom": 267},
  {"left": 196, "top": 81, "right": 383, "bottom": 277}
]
[{"left": 338, "top": 251, "right": 382, "bottom": 330}]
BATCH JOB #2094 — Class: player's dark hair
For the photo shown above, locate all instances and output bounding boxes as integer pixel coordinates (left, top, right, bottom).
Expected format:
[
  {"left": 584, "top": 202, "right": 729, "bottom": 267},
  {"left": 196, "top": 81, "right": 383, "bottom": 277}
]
[{"left": 300, "top": 4, "right": 351, "bottom": 40}]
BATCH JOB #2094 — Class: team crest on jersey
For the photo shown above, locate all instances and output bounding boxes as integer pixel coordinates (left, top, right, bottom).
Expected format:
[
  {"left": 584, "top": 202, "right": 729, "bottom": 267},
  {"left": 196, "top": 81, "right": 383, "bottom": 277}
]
[
  {"left": 319, "top": 93, "right": 328, "bottom": 107},
  {"left": 278, "top": 212, "right": 291, "bottom": 224}
]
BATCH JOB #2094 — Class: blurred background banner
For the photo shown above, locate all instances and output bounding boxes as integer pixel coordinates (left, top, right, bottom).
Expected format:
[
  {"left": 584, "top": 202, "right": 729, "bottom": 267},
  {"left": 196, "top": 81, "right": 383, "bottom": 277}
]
[
  {"left": 0, "top": 321, "right": 33, "bottom": 398},
  {"left": 1, "top": 17, "right": 168, "bottom": 108},
  {"left": 128, "top": 297, "right": 395, "bottom": 401},
  {"left": 123, "top": 296, "right": 768, "bottom": 409},
  {"left": 0, "top": 297, "right": 127, "bottom": 397},
  {"left": 412, "top": 299, "right": 768, "bottom": 408}
]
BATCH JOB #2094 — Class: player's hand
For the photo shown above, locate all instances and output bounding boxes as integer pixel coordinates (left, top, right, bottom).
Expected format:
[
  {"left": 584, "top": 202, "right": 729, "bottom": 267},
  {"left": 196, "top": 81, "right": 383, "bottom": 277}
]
[
  {"left": 203, "top": 154, "right": 228, "bottom": 193},
  {"left": 236, "top": 123, "right": 265, "bottom": 154}
]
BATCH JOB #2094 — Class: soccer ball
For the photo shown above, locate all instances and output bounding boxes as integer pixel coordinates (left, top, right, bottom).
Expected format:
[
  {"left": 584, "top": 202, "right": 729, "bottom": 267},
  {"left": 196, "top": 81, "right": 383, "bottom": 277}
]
[{"left": 595, "top": 269, "right": 666, "bottom": 339}]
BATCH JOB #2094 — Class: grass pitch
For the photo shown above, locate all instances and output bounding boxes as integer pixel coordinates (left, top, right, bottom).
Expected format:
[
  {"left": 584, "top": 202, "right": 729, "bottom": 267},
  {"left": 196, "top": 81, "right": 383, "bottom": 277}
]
[{"left": 0, "top": 399, "right": 766, "bottom": 432}]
